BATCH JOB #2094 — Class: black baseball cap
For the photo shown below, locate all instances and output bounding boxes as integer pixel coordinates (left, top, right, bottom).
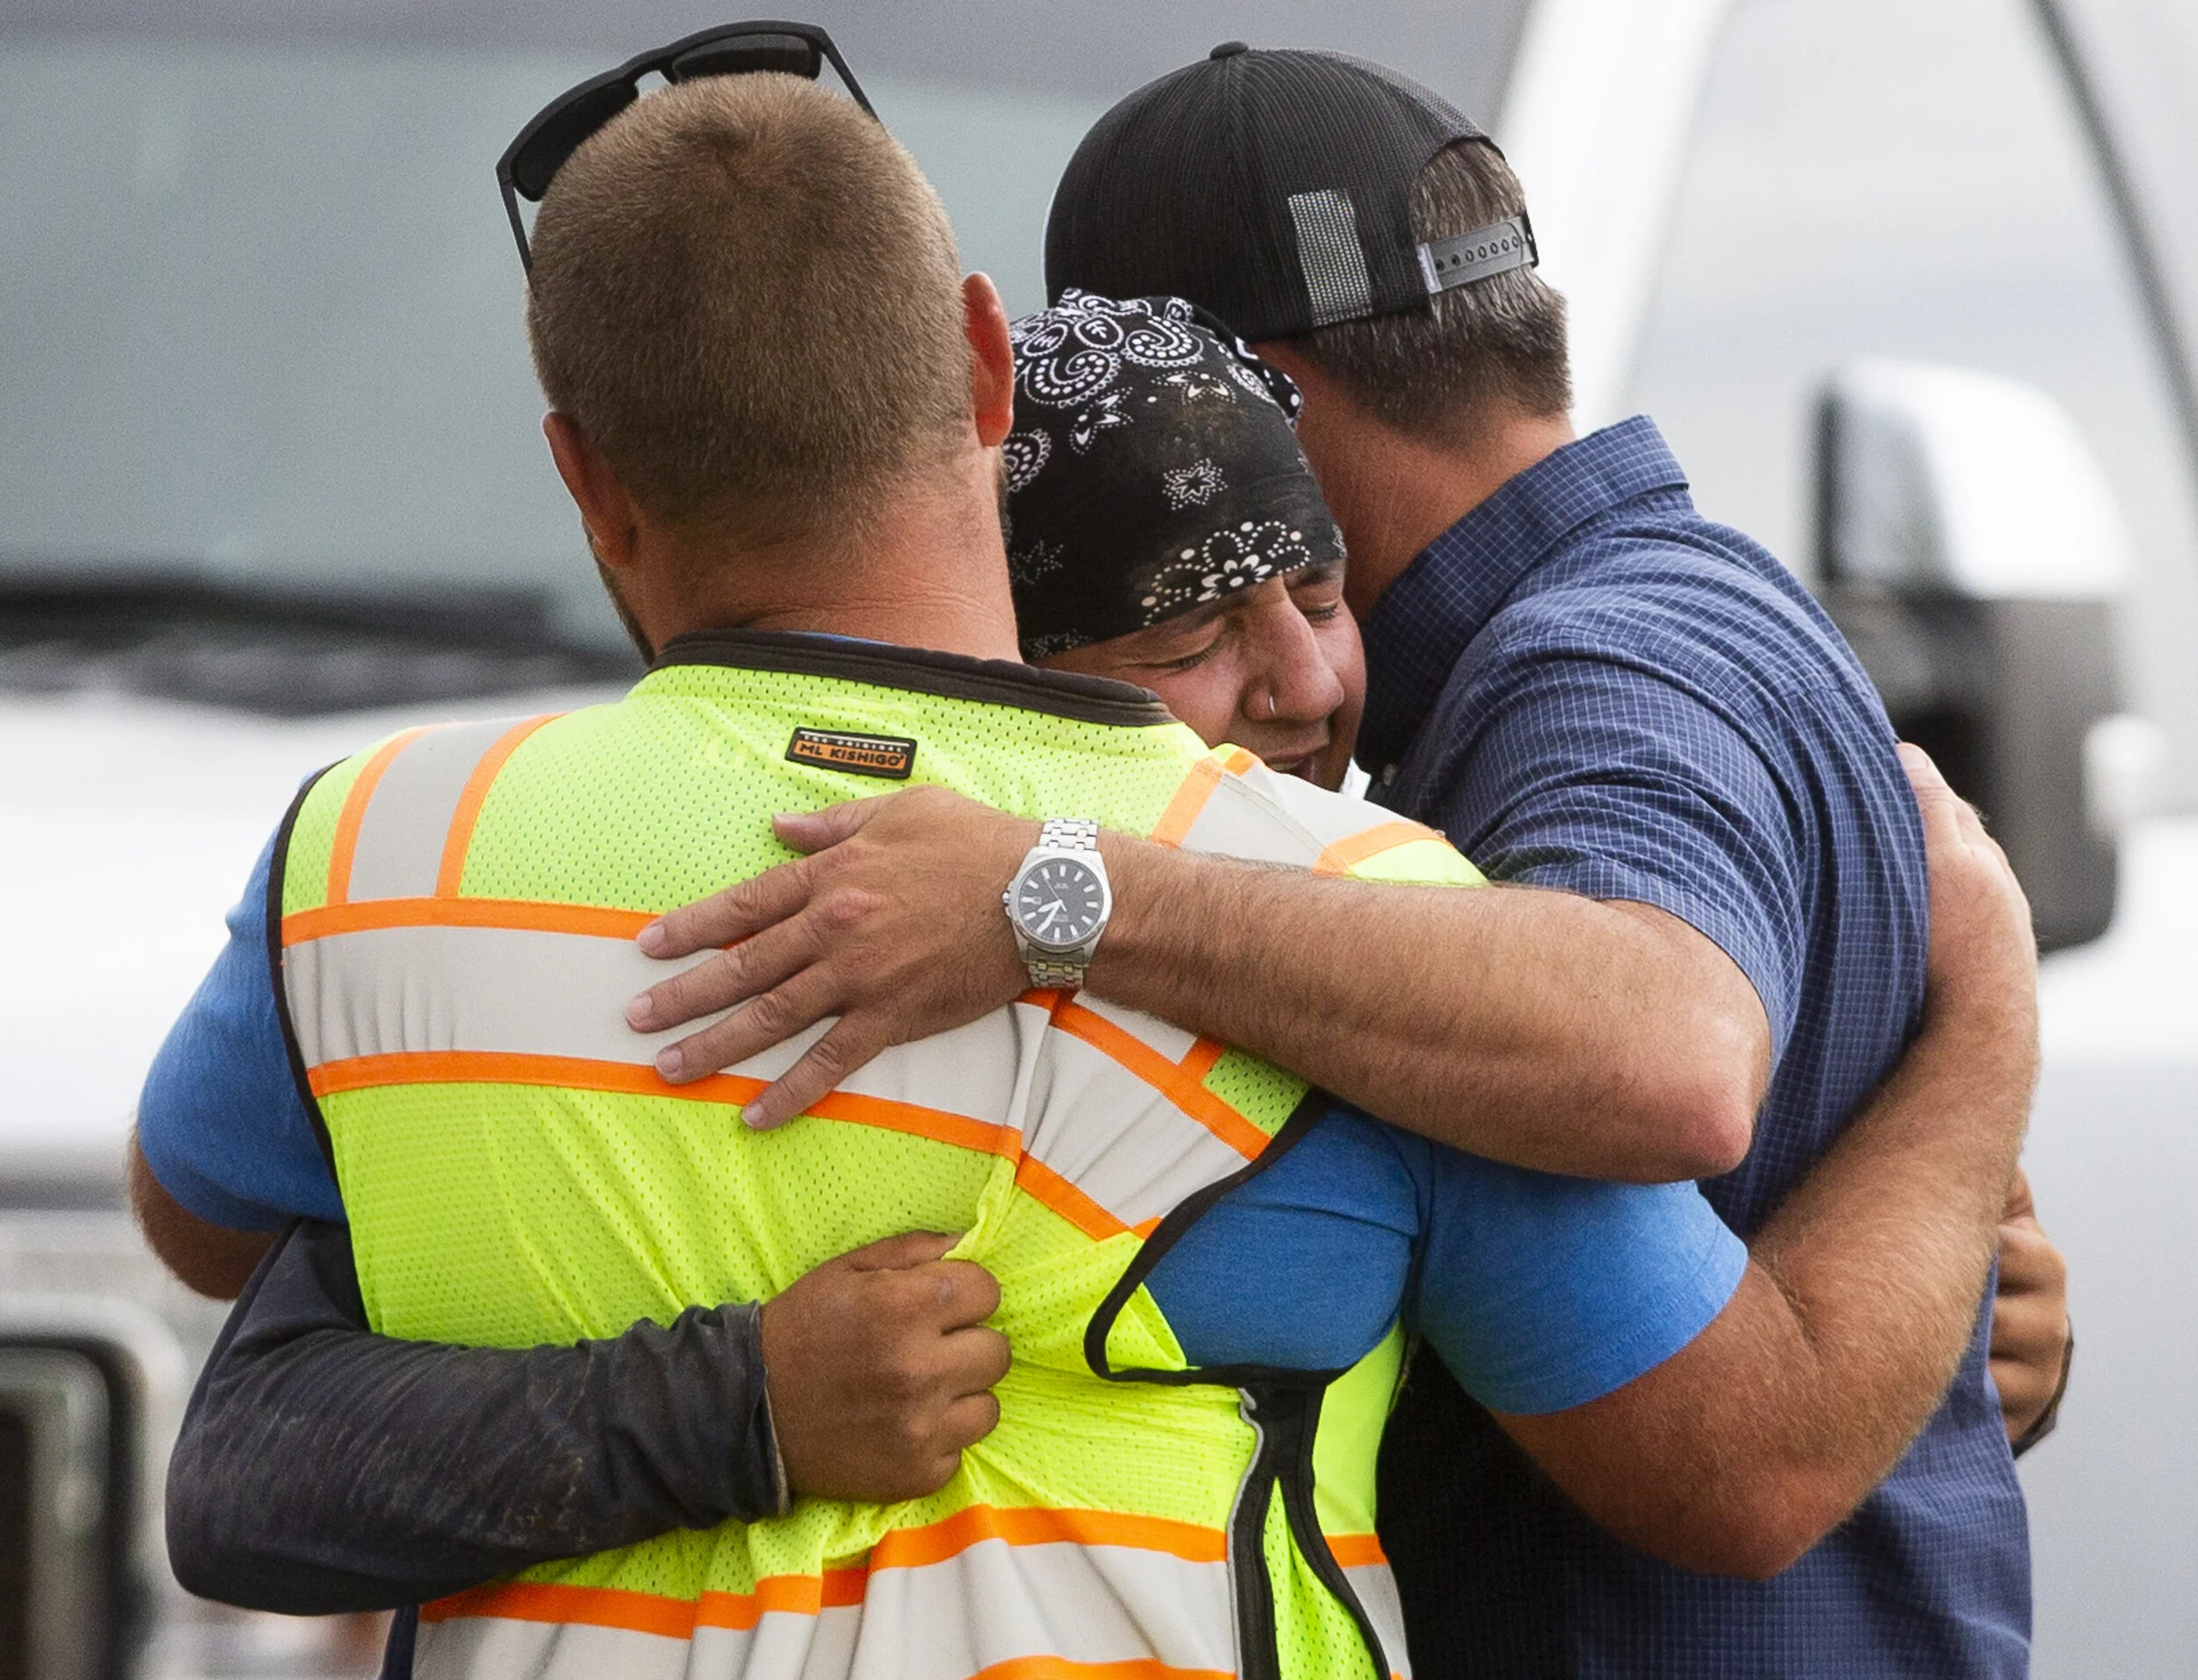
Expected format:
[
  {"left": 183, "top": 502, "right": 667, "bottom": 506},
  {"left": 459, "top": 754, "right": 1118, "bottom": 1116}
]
[{"left": 1045, "top": 42, "right": 1536, "bottom": 342}]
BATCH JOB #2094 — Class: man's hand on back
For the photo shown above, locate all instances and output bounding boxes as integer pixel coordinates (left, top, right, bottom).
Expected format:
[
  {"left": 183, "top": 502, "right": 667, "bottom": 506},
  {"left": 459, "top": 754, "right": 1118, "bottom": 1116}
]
[
  {"left": 630, "top": 788, "right": 1034, "bottom": 1130},
  {"left": 1900, "top": 740, "right": 2071, "bottom": 1445},
  {"left": 1900, "top": 741, "right": 2038, "bottom": 1025},
  {"left": 1991, "top": 1164, "right": 2072, "bottom": 1447},
  {"left": 761, "top": 1231, "right": 1011, "bottom": 1503}
]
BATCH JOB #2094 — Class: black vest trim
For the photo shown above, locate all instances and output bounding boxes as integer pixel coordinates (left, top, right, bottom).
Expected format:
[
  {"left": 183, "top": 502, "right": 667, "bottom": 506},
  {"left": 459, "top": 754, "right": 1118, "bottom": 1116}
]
[
  {"left": 266, "top": 764, "right": 340, "bottom": 1182},
  {"left": 1082, "top": 1087, "right": 1337, "bottom": 1392},
  {"left": 651, "top": 629, "right": 1176, "bottom": 729},
  {"left": 1082, "top": 1088, "right": 1392, "bottom": 1680}
]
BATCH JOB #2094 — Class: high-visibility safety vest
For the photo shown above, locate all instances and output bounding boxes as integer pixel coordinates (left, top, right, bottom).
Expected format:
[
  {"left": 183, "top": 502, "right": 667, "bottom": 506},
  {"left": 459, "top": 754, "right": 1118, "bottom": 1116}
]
[{"left": 269, "top": 633, "right": 1481, "bottom": 1680}]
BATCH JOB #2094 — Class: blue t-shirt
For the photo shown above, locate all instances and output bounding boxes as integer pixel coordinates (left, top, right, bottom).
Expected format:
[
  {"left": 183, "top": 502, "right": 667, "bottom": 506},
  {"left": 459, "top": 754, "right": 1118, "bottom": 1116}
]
[
  {"left": 140, "top": 833, "right": 1743, "bottom": 1416},
  {"left": 1357, "top": 417, "right": 2025, "bottom": 1676}
]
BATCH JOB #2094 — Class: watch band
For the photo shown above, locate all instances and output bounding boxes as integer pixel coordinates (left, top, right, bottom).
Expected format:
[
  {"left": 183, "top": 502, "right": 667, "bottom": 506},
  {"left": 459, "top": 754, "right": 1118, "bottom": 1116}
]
[
  {"left": 1017, "top": 818, "right": 1104, "bottom": 990},
  {"left": 1037, "top": 817, "right": 1100, "bottom": 853},
  {"left": 1023, "top": 954, "right": 1089, "bottom": 989}
]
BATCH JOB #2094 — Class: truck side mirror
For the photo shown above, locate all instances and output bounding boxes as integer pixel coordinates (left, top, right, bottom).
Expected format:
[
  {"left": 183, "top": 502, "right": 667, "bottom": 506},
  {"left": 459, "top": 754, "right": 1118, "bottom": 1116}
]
[
  {"left": 1814, "top": 358, "right": 2163, "bottom": 951},
  {"left": 0, "top": 1299, "right": 188, "bottom": 1680}
]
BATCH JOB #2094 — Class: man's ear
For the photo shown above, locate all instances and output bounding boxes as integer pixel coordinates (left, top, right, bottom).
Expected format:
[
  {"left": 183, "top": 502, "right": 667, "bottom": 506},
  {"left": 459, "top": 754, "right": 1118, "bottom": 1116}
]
[
  {"left": 963, "top": 273, "right": 1015, "bottom": 448},
  {"left": 542, "top": 412, "right": 642, "bottom": 571}
]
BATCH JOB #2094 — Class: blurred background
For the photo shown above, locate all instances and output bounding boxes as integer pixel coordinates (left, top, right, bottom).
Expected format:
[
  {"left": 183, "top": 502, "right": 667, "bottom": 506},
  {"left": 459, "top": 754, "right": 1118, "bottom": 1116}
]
[{"left": 1, "top": 1, "right": 2191, "bottom": 1673}]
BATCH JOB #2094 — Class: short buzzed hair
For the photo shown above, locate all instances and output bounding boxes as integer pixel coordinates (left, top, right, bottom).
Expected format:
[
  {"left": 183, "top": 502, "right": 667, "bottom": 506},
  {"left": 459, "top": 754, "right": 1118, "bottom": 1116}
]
[
  {"left": 526, "top": 74, "right": 972, "bottom": 542},
  {"left": 1285, "top": 140, "right": 1570, "bottom": 440}
]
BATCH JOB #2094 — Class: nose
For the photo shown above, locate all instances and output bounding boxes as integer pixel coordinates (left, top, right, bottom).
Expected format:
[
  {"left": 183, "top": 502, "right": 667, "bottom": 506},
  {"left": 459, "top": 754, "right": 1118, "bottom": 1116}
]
[{"left": 1248, "top": 587, "right": 1345, "bottom": 728}]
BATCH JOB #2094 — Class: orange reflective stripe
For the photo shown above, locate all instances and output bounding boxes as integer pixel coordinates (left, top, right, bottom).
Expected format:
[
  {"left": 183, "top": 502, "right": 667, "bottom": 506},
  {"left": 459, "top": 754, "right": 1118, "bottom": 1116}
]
[
  {"left": 422, "top": 1507, "right": 1226, "bottom": 1633},
  {"left": 423, "top": 1579, "right": 693, "bottom": 1636},
  {"left": 1175, "top": 1037, "right": 1227, "bottom": 1088},
  {"left": 1217, "top": 745, "right": 1257, "bottom": 774},
  {"left": 709, "top": 1567, "right": 868, "bottom": 1626},
  {"left": 423, "top": 1567, "right": 868, "bottom": 1633},
  {"left": 1149, "top": 754, "right": 1225, "bottom": 848},
  {"left": 281, "top": 896, "right": 653, "bottom": 946},
  {"left": 308, "top": 1051, "right": 1018, "bottom": 1159},
  {"left": 1311, "top": 819, "right": 1441, "bottom": 878},
  {"left": 1051, "top": 1004, "right": 1270, "bottom": 1161},
  {"left": 1015, "top": 1151, "right": 1129, "bottom": 1241},
  {"left": 435, "top": 714, "right": 559, "bottom": 897},
  {"left": 1327, "top": 1532, "right": 1387, "bottom": 1568},
  {"left": 324, "top": 728, "right": 429, "bottom": 905},
  {"left": 869, "top": 1504, "right": 1227, "bottom": 1569},
  {"left": 971, "top": 1660, "right": 1230, "bottom": 1680}
]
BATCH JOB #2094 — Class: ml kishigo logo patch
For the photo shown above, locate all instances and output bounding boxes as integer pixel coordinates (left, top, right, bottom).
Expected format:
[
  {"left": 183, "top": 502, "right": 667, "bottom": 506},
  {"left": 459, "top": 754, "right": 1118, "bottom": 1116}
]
[{"left": 786, "top": 727, "right": 918, "bottom": 780}]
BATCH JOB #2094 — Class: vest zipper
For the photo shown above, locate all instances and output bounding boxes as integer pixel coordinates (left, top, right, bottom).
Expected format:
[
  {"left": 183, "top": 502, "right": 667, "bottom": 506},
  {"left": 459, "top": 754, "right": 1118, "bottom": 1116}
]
[
  {"left": 1240, "top": 1383, "right": 1392, "bottom": 1680},
  {"left": 1228, "top": 1390, "right": 1283, "bottom": 1680}
]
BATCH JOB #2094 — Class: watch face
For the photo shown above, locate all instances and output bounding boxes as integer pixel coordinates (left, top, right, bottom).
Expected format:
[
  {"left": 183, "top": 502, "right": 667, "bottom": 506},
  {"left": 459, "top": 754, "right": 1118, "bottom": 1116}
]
[{"left": 1014, "top": 856, "right": 1107, "bottom": 950}]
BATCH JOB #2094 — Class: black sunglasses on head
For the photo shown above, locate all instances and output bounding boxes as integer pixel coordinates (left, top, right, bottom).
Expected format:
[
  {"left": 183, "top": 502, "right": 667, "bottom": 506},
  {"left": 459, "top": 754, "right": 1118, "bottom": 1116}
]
[{"left": 496, "top": 19, "right": 877, "bottom": 273}]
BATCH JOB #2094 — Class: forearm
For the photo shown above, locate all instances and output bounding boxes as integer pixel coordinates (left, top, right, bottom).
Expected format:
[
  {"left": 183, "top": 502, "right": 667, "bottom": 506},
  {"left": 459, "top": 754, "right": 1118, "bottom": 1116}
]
[
  {"left": 1738, "top": 977, "right": 2034, "bottom": 1511},
  {"left": 167, "top": 1223, "right": 782, "bottom": 1614},
  {"left": 1089, "top": 837, "right": 1765, "bottom": 1180},
  {"left": 1510, "top": 980, "right": 2034, "bottom": 1576}
]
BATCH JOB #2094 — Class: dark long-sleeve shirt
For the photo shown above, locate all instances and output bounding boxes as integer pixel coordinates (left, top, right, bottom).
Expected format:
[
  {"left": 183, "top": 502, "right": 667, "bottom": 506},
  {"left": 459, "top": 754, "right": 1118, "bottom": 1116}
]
[
  {"left": 166, "top": 1218, "right": 787, "bottom": 1615},
  {"left": 168, "top": 1104, "right": 1743, "bottom": 1613}
]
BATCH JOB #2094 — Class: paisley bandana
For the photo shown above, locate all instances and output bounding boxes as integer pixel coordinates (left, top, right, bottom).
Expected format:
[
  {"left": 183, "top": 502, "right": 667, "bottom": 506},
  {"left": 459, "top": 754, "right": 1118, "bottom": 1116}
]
[{"left": 1004, "top": 291, "right": 1344, "bottom": 659}]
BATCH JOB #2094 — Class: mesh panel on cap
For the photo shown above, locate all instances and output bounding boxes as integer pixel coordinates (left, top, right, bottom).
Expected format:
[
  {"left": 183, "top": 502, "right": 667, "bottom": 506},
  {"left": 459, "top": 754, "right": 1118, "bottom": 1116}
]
[
  {"left": 1287, "top": 190, "right": 1375, "bottom": 327},
  {"left": 1047, "top": 47, "right": 1488, "bottom": 340}
]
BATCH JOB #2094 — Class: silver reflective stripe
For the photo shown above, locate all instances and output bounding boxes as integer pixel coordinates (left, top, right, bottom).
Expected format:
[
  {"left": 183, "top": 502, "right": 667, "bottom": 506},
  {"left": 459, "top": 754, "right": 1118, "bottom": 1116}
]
[
  {"left": 1288, "top": 189, "right": 1375, "bottom": 327},
  {"left": 346, "top": 718, "right": 528, "bottom": 902},
  {"left": 1178, "top": 772, "right": 1329, "bottom": 868},
  {"left": 854, "top": 1537, "right": 1234, "bottom": 1678},
  {"left": 1346, "top": 1561, "right": 1415, "bottom": 1680},
  {"left": 416, "top": 1619, "right": 691, "bottom": 1680},
  {"left": 1023, "top": 1030, "right": 1255, "bottom": 1228},
  {"left": 1226, "top": 761, "right": 1400, "bottom": 854},
  {"left": 1416, "top": 213, "right": 1538, "bottom": 295},
  {"left": 288, "top": 921, "right": 1033, "bottom": 1121},
  {"left": 287, "top": 924, "right": 715, "bottom": 1071},
  {"left": 740, "top": 1000, "right": 1038, "bottom": 1131},
  {"left": 290, "top": 920, "right": 1237, "bottom": 1228},
  {"left": 413, "top": 1538, "right": 1238, "bottom": 1680}
]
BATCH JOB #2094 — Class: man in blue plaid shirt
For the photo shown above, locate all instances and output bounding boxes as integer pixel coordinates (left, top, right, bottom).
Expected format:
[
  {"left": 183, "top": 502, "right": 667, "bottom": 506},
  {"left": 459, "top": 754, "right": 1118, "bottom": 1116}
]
[{"left": 1024, "top": 47, "right": 2034, "bottom": 1677}]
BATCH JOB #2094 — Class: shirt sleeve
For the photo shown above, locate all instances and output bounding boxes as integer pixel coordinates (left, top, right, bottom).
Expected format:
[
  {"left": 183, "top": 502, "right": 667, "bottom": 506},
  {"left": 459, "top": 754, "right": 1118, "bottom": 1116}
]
[
  {"left": 1408, "top": 1141, "right": 1748, "bottom": 1416},
  {"left": 135, "top": 828, "right": 344, "bottom": 1230},
  {"left": 167, "top": 1220, "right": 785, "bottom": 1615},
  {"left": 1431, "top": 635, "right": 1809, "bottom": 1058},
  {"left": 1141, "top": 1106, "right": 1422, "bottom": 1372}
]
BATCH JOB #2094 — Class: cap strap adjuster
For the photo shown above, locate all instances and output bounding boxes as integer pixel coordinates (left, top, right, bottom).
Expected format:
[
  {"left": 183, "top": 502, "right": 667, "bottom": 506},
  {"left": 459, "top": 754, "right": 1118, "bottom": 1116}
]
[{"left": 1417, "top": 212, "right": 1539, "bottom": 295}]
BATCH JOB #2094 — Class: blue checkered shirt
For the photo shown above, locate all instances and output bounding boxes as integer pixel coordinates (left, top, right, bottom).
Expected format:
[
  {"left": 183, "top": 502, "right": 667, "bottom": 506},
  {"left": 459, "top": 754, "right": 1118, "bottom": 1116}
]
[{"left": 1364, "top": 418, "right": 2029, "bottom": 1676}]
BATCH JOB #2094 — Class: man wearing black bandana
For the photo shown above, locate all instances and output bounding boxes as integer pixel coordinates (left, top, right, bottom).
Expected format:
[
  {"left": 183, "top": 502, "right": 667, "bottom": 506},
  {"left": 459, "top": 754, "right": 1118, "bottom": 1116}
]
[
  {"left": 1001, "top": 291, "right": 1364, "bottom": 790},
  {"left": 1000, "top": 290, "right": 1343, "bottom": 662}
]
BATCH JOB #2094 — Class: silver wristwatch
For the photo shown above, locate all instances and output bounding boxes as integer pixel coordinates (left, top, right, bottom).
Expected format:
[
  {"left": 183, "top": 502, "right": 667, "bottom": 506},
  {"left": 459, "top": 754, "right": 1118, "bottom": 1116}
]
[{"left": 1003, "top": 818, "right": 1112, "bottom": 991}]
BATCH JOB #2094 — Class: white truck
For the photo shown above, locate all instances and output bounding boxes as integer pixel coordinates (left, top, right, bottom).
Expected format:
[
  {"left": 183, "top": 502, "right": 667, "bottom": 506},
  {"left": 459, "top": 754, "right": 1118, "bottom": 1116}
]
[{"left": 2, "top": 1, "right": 2191, "bottom": 1673}]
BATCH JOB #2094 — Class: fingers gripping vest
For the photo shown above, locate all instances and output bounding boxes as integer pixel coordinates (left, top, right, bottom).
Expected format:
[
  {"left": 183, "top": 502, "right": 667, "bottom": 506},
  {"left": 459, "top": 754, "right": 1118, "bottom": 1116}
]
[{"left": 269, "top": 638, "right": 1480, "bottom": 1680}]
